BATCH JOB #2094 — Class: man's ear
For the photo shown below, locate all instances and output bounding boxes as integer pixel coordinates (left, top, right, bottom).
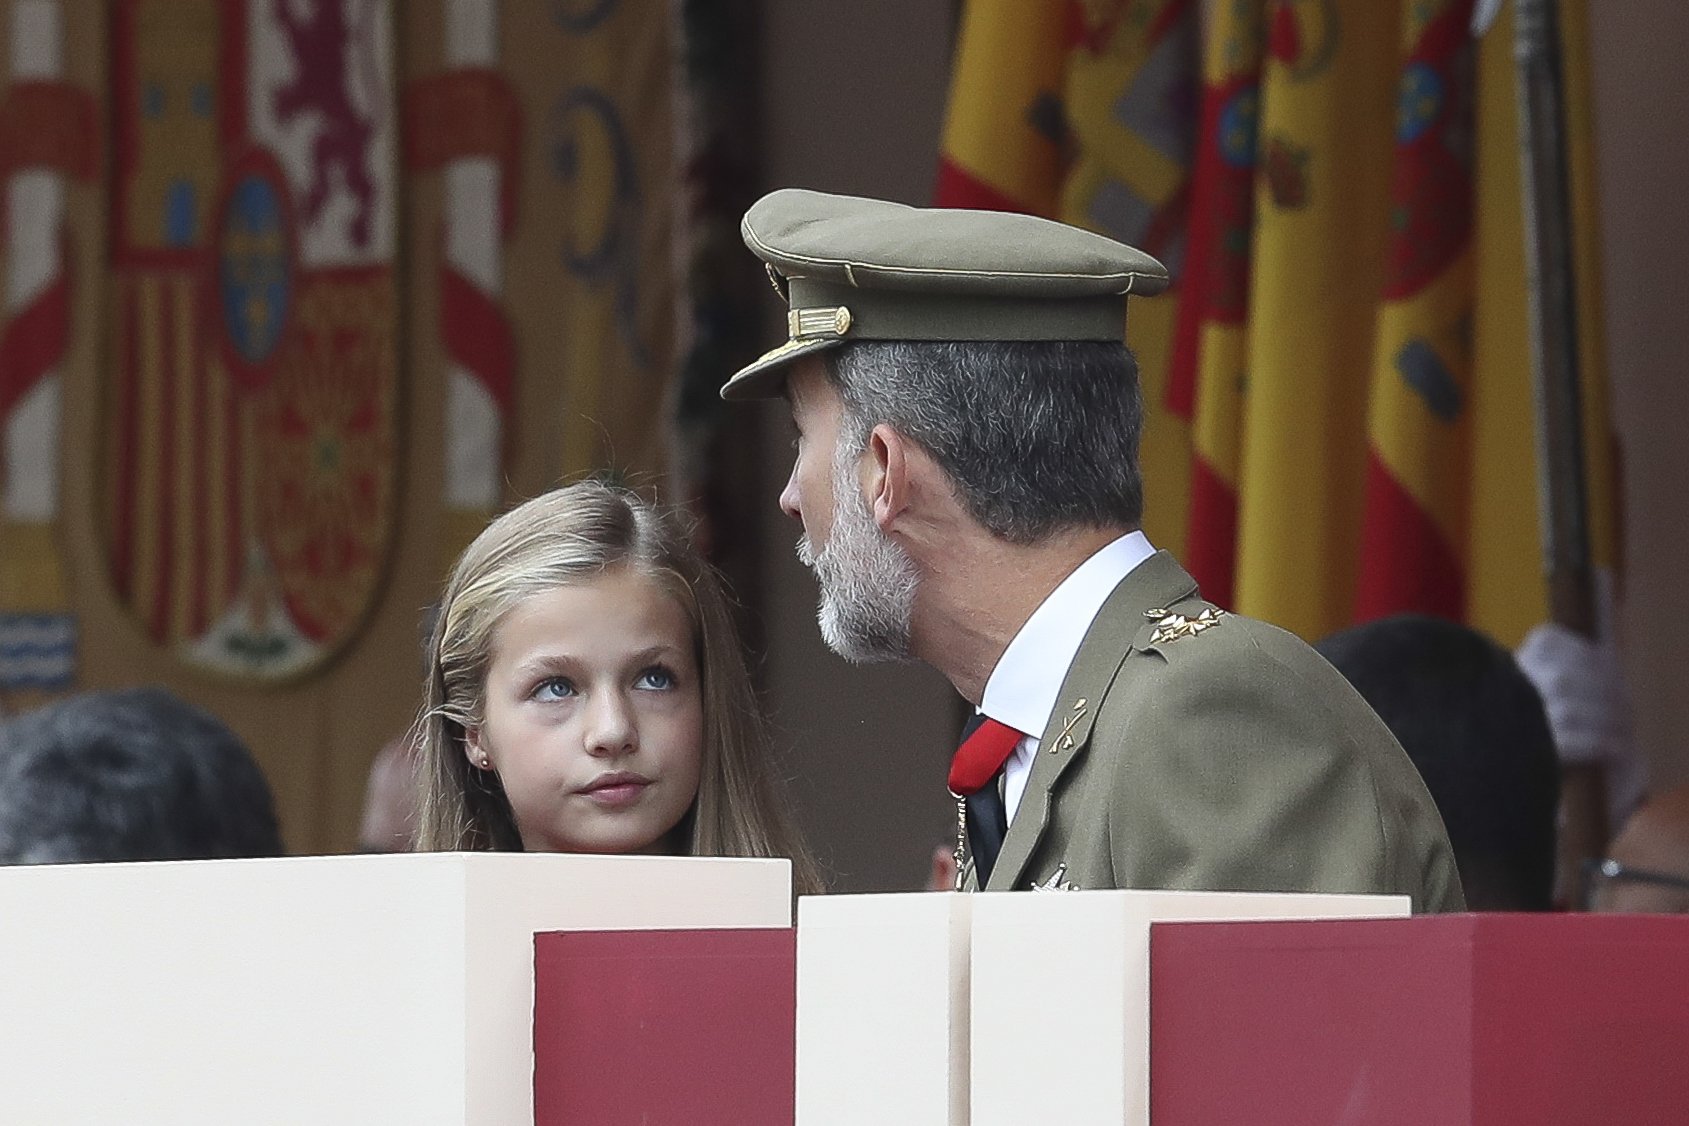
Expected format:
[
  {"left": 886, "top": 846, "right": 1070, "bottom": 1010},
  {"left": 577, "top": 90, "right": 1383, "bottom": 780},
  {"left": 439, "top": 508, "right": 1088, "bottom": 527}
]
[{"left": 866, "top": 423, "right": 911, "bottom": 532}]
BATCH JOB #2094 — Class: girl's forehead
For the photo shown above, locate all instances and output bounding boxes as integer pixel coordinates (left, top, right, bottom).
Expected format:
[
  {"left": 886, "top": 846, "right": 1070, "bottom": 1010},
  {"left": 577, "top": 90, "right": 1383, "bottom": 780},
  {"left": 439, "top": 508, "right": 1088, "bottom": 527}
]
[
  {"left": 535, "top": 564, "right": 690, "bottom": 608},
  {"left": 488, "top": 569, "right": 696, "bottom": 658}
]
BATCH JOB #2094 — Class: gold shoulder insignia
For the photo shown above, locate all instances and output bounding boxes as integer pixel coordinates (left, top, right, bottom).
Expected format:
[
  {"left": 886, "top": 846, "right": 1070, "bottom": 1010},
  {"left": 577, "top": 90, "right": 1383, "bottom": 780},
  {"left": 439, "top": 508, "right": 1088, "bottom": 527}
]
[{"left": 1148, "top": 606, "right": 1228, "bottom": 646}]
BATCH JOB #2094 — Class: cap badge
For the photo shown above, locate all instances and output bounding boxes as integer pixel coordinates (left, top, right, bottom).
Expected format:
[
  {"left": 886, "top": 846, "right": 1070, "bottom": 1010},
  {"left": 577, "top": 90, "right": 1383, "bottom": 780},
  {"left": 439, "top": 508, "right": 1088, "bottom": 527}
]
[{"left": 788, "top": 305, "right": 853, "bottom": 340}]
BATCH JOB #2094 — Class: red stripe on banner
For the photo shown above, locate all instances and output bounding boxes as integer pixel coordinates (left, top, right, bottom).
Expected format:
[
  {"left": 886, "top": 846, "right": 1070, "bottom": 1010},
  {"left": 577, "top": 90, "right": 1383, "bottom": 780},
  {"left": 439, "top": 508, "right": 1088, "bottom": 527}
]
[
  {"left": 219, "top": 0, "right": 249, "bottom": 152},
  {"left": 191, "top": 345, "right": 210, "bottom": 639},
  {"left": 1064, "top": 0, "right": 1087, "bottom": 50},
  {"left": 1353, "top": 452, "right": 1465, "bottom": 623},
  {"left": 1269, "top": 1, "right": 1302, "bottom": 64},
  {"left": 225, "top": 363, "right": 243, "bottom": 617},
  {"left": 0, "top": 277, "right": 70, "bottom": 420},
  {"left": 1167, "top": 87, "right": 1226, "bottom": 420},
  {"left": 1138, "top": 177, "right": 1192, "bottom": 273},
  {"left": 1185, "top": 455, "right": 1238, "bottom": 610},
  {"left": 1168, "top": 73, "right": 1259, "bottom": 420},
  {"left": 111, "top": 0, "right": 140, "bottom": 253},
  {"left": 1066, "top": 0, "right": 1192, "bottom": 55},
  {"left": 933, "top": 158, "right": 1041, "bottom": 214},
  {"left": 112, "top": 283, "right": 140, "bottom": 600},
  {"left": 0, "top": 82, "right": 100, "bottom": 180},
  {"left": 403, "top": 70, "right": 524, "bottom": 236},
  {"left": 151, "top": 289, "right": 178, "bottom": 643},
  {"left": 1147, "top": 0, "right": 1195, "bottom": 44},
  {"left": 440, "top": 266, "right": 515, "bottom": 410}
]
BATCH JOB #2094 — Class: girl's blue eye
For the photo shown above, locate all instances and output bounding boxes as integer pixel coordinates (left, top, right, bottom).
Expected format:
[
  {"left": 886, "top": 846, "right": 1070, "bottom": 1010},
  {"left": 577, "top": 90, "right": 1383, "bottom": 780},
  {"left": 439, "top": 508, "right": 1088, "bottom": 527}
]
[
  {"left": 636, "top": 666, "right": 676, "bottom": 691},
  {"left": 533, "top": 677, "right": 576, "bottom": 701}
]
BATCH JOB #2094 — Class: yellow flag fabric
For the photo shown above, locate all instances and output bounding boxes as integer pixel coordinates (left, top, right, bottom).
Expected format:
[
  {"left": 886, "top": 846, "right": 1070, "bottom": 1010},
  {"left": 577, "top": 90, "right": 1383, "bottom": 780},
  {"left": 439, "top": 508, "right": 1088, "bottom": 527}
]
[
  {"left": 935, "top": 0, "right": 1067, "bottom": 218},
  {"left": 937, "top": 0, "right": 1197, "bottom": 557},
  {"left": 502, "top": 4, "right": 679, "bottom": 486},
  {"left": 1232, "top": 0, "right": 1400, "bottom": 640}
]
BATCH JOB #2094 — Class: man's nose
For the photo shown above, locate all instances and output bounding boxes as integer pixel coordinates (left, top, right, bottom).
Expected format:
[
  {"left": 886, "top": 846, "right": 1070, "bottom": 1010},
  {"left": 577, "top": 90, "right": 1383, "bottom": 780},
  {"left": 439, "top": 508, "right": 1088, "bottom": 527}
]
[{"left": 779, "top": 466, "right": 803, "bottom": 524}]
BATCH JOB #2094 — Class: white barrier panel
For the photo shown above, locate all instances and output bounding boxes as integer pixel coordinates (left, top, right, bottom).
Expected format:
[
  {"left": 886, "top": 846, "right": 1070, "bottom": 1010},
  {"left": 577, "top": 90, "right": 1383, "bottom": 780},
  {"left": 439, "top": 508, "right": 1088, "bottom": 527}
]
[
  {"left": 797, "top": 892, "right": 972, "bottom": 1126},
  {"left": 970, "top": 889, "right": 1409, "bottom": 1126},
  {"left": 0, "top": 853, "right": 790, "bottom": 1125}
]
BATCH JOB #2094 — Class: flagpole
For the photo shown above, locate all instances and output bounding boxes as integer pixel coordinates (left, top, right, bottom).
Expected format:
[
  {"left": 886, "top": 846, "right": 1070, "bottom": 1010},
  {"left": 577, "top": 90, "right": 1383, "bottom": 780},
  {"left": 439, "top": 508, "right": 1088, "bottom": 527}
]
[{"left": 1509, "top": 0, "right": 1608, "bottom": 905}]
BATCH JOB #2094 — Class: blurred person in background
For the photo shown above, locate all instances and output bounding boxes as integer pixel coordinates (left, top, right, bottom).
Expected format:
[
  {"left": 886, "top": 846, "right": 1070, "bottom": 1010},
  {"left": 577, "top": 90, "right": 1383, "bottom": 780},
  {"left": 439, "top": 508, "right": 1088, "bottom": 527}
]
[
  {"left": 0, "top": 686, "right": 283, "bottom": 864},
  {"left": 1516, "top": 610, "right": 1648, "bottom": 846},
  {"left": 354, "top": 604, "right": 440, "bottom": 853},
  {"left": 1585, "top": 783, "right": 1689, "bottom": 913},
  {"left": 358, "top": 733, "right": 420, "bottom": 852},
  {"left": 1317, "top": 616, "right": 1559, "bottom": 911}
]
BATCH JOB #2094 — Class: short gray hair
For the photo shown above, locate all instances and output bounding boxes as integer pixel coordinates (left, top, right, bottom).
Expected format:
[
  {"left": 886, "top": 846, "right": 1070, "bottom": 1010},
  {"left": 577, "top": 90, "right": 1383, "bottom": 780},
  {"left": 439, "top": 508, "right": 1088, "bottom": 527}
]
[{"left": 825, "top": 340, "right": 1144, "bottom": 543}]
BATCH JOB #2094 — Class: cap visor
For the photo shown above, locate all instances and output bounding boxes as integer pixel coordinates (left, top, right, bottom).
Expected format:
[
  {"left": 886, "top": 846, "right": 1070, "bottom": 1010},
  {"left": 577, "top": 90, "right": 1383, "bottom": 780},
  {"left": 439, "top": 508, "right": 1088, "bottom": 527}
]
[{"left": 719, "top": 336, "right": 843, "bottom": 401}]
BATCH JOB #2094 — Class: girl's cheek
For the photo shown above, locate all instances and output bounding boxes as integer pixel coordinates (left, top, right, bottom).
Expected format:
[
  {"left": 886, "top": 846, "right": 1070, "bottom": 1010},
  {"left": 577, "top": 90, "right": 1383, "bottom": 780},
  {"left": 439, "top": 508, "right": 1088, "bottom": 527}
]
[{"left": 640, "top": 685, "right": 701, "bottom": 716}]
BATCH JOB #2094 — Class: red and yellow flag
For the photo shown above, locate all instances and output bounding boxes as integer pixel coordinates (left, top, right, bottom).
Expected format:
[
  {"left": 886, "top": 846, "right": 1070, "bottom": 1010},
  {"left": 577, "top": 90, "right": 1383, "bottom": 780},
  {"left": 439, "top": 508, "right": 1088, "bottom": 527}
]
[
  {"left": 1354, "top": 0, "right": 1478, "bottom": 623},
  {"left": 1356, "top": 0, "right": 1617, "bottom": 647},
  {"left": 1231, "top": 0, "right": 1401, "bottom": 640},
  {"left": 934, "top": 0, "right": 1067, "bottom": 216},
  {"left": 937, "top": 0, "right": 1198, "bottom": 556},
  {"left": 1170, "top": 0, "right": 1267, "bottom": 609},
  {"left": 935, "top": 0, "right": 1617, "bottom": 648}
]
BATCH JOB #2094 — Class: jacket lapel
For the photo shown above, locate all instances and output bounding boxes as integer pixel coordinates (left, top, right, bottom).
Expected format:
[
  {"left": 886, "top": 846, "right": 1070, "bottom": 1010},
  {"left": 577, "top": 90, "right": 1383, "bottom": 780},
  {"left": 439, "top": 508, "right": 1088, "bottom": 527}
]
[{"left": 987, "top": 551, "right": 1200, "bottom": 891}]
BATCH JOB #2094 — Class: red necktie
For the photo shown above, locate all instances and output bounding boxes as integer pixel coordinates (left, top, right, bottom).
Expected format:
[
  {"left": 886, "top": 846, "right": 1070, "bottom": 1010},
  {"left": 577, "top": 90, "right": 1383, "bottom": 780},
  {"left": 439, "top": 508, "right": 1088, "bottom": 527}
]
[{"left": 948, "top": 716, "right": 1025, "bottom": 796}]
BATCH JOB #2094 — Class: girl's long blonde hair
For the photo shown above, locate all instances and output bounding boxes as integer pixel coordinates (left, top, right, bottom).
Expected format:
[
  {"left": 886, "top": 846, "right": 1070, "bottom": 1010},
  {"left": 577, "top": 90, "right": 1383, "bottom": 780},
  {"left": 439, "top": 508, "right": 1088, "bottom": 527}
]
[{"left": 414, "top": 480, "right": 822, "bottom": 894}]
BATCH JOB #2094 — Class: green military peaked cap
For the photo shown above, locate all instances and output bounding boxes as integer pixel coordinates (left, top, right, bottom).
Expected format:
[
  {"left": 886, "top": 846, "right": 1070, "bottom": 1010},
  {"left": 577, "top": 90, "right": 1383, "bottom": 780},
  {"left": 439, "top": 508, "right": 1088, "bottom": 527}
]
[{"left": 720, "top": 188, "right": 1170, "bottom": 400}]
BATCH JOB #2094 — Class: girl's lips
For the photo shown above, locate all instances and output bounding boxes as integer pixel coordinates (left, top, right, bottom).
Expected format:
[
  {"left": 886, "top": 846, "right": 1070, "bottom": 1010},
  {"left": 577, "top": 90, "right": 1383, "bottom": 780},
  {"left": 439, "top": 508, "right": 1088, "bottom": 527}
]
[{"left": 579, "top": 775, "right": 651, "bottom": 808}]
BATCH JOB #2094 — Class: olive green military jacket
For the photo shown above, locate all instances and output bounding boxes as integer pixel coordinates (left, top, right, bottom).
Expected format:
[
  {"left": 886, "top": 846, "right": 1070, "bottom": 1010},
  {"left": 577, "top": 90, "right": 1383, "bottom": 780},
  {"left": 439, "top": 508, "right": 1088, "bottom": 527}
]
[{"left": 967, "top": 551, "right": 1465, "bottom": 914}]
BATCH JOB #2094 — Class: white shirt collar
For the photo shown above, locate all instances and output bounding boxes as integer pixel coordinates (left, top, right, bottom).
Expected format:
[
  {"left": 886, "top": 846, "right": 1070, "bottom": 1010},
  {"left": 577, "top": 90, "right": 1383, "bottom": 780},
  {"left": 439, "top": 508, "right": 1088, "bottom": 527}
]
[{"left": 980, "top": 531, "right": 1155, "bottom": 740}]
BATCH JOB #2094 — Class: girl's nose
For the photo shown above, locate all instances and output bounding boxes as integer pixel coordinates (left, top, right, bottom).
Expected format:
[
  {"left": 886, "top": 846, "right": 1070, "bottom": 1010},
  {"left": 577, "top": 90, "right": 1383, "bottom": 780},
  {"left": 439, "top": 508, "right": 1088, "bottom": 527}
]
[{"left": 584, "top": 690, "right": 637, "bottom": 757}]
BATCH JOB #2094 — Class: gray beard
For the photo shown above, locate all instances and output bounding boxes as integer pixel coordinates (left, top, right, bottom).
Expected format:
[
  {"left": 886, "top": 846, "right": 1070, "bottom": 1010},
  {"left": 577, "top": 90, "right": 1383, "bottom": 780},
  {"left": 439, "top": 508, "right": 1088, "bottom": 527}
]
[{"left": 796, "top": 452, "right": 918, "bottom": 663}]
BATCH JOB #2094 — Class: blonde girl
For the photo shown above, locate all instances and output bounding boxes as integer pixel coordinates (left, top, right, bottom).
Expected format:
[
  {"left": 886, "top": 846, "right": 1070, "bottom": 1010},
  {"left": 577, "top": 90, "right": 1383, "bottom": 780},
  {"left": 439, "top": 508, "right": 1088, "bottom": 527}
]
[{"left": 415, "top": 480, "right": 822, "bottom": 894}]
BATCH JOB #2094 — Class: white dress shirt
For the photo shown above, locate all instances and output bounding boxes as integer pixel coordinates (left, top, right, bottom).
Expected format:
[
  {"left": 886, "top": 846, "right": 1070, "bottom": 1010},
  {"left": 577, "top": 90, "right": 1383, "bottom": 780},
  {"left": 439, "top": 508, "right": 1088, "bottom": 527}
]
[{"left": 978, "top": 531, "right": 1156, "bottom": 824}]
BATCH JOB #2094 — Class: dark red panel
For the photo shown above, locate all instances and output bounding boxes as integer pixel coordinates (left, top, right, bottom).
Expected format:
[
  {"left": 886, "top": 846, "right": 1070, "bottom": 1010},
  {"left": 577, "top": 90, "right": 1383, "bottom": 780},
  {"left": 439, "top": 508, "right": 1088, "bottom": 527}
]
[
  {"left": 1471, "top": 915, "right": 1689, "bottom": 1125},
  {"left": 1151, "top": 914, "right": 1689, "bottom": 1126},
  {"left": 534, "top": 928, "right": 796, "bottom": 1126}
]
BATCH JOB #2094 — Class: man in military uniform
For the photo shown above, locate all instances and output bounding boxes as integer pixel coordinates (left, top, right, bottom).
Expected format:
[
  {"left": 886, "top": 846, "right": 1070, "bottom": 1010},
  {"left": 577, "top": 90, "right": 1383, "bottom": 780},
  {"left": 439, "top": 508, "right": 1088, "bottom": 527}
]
[{"left": 723, "top": 189, "right": 1463, "bottom": 912}]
